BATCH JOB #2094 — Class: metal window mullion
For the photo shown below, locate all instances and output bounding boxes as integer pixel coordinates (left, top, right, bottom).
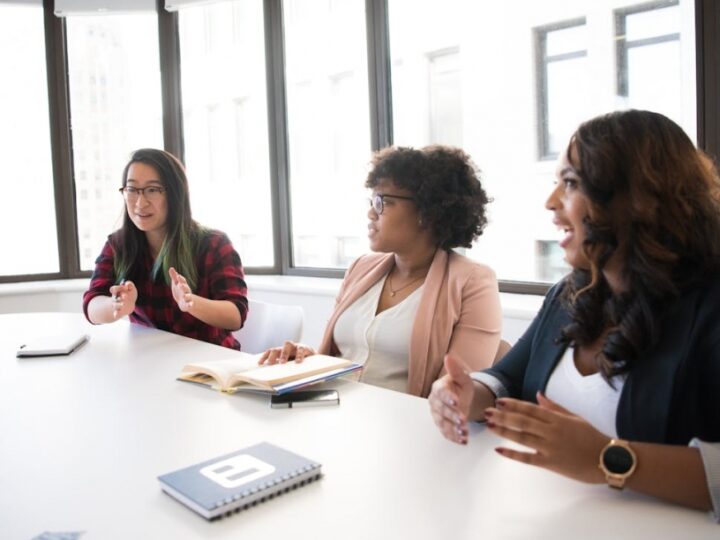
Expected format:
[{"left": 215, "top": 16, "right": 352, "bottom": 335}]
[
  {"left": 625, "top": 33, "right": 681, "bottom": 49},
  {"left": 157, "top": 0, "right": 184, "bottom": 162},
  {"left": 264, "top": 0, "right": 291, "bottom": 274},
  {"left": 616, "top": 13, "right": 628, "bottom": 98},
  {"left": 697, "top": 0, "right": 720, "bottom": 157},
  {"left": 45, "top": 0, "right": 80, "bottom": 279},
  {"left": 535, "top": 29, "right": 551, "bottom": 159},
  {"left": 365, "top": 0, "right": 392, "bottom": 151},
  {"left": 546, "top": 49, "right": 587, "bottom": 63}
]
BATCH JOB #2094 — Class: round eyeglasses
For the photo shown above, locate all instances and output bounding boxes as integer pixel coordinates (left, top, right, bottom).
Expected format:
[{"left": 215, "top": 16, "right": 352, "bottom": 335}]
[
  {"left": 119, "top": 186, "right": 166, "bottom": 202},
  {"left": 369, "top": 193, "right": 414, "bottom": 215}
]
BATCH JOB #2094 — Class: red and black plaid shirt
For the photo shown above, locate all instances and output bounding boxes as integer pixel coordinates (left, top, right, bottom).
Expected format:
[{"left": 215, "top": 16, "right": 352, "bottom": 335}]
[{"left": 83, "top": 230, "right": 248, "bottom": 350}]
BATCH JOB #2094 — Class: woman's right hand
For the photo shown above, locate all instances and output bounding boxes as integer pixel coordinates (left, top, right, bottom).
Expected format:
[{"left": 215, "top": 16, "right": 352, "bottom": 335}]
[
  {"left": 258, "top": 341, "right": 316, "bottom": 365},
  {"left": 109, "top": 280, "right": 137, "bottom": 319},
  {"left": 428, "top": 354, "right": 476, "bottom": 445}
]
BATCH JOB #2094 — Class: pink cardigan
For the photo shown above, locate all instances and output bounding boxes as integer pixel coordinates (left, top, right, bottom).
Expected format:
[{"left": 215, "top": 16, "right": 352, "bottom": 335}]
[{"left": 318, "top": 249, "right": 502, "bottom": 397}]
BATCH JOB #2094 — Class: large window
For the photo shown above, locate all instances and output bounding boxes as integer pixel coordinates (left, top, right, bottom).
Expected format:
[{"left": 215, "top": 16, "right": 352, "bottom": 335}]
[
  {"left": 66, "top": 11, "right": 164, "bottom": 270},
  {"left": 616, "top": 1, "right": 693, "bottom": 136},
  {"left": 0, "top": 0, "right": 711, "bottom": 291},
  {"left": 178, "top": 0, "right": 274, "bottom": 267},
  {"left": 283, "top": 0, "right": 372, "bottom": 268},
  {"left": 0, "top": 3, "right": 58, "bottom": 276},
  {"left": 536, "top": 19, "right": 589, "bottom": 159},
  {"left": 388, "top": 0, "right": 696, "bottom": 285}
]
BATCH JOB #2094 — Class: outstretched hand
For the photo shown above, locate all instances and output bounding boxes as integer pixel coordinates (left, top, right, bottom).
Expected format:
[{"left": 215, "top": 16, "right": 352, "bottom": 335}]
[
  {"left": 487, "top": 392, "right": 608, "bottom": 484},
  {"left": 258, "top": 341, "right": 316, "bottom": 365},
  {"left": 109, "top": 280, "right": 137, "bottom": 319},
  {"left": 169, "top": 267, "right": 195, "bottom": 312},
  {"left": 428, "top": 354, "right": 476, "bottom": 445}
]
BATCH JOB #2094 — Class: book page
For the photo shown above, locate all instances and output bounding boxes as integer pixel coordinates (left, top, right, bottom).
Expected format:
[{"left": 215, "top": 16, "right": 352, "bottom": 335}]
[
  {"left": 235, "top": 355, "right": 353, "bottom": 388},
  {"left": 180, "top": 352, "right": 261, "bottom": 389}
]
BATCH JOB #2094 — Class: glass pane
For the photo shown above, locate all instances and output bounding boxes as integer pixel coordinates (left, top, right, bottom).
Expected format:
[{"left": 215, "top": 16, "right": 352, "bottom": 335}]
[
  {"left": 626, "top": 4, "right": 679, "bottom": 42},
  {"left": 284, "top": 0, "right": 371, "bottom": 268},
  {"left": 627, "top": 41, "right": 682, "bottom": 124},
  {"left": 67, "top": 13, "right": 164, "bottom": 271},
  {"left": 179, "top": 0, "right": 274, "bottom": 267},
  {"left": 388, "top": 0, "right": 696, "bottom": 284},
  {"left": 0, "top": 4, "right": 59, "bottom": 276},
  {"left": 546, "top": 23, "right": 586, "bottom": 56},
  {"left": 547, "top": 56, "right": 590, "bottom": 155},
  {"left": 429, "top": 50, "right": 463, "bottom": 146}
]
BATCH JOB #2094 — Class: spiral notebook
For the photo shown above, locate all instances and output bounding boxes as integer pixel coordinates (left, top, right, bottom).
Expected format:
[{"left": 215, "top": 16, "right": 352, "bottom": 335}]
[{"left": 158, "top": 442, "right": 322, "bottom": 520}]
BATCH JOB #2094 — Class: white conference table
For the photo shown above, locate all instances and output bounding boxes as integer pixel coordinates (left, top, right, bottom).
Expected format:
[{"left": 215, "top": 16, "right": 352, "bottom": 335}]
[{"left": 1, "top": 312, "right": 716, "bottom": 540}]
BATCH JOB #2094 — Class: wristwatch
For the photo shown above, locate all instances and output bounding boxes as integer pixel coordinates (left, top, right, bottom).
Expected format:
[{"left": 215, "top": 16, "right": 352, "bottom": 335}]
[{"left": 598, "top": 439, "right": 637, "bottom": 489}]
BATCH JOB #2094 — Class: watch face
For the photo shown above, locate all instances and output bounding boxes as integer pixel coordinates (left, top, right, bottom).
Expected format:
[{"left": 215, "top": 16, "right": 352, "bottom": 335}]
[{"left": 602, "top": 445, "right": 634, "bottom": 474}]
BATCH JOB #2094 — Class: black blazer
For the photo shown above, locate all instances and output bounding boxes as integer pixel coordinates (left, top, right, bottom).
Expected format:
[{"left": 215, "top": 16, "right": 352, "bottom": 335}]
[{"left": 484, "top": 280, "right": 720, "bottom": 444}]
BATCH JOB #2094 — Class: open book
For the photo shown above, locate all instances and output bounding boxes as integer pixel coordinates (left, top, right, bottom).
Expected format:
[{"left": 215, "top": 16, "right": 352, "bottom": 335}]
[{"left": 178, "top": 353, "right": 362, "bottom": 395}]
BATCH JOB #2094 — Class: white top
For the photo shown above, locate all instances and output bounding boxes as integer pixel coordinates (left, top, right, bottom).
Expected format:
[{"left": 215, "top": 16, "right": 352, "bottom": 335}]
[
  {"left": 544, "top": 346, "right": 625, "bottom": 438},
  {"left": 333, "top": 276, "right": 422, "bottom": 393}
]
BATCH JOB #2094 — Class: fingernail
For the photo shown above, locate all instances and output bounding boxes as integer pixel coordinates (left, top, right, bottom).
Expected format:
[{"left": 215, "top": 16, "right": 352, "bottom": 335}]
[
  {"left": 494, "top": 448, "right": 505, "bottom": 456},
  {"left": 496, "top": 399, "right": 506, "bottom": 408},
  {"left": 486, "top": 421, "right": 496, "bottom": 429},
  {"left": 484, "top": 409, "right": 494, "bottom": 418}
]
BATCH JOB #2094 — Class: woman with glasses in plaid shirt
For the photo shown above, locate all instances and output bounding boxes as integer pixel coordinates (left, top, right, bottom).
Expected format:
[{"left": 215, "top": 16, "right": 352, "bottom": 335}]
[
  {"left": 260, "top": 145, "right": 502, "bottom": 397},
  {"left": 83, "top": 148, "right": 248, "bottom": 350}
]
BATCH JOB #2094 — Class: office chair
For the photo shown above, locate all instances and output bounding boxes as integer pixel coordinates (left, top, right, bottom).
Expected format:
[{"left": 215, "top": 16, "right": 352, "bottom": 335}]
[
  {"left": 234, "top": 299, "right": 304, "bottom": 354},
  {"left": 493, "top": 339, "right": 512, "bottom": 365}
]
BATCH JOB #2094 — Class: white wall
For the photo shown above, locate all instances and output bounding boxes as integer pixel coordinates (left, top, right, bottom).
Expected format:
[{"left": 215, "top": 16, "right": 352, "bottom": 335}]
[{"left": 0, "top": 276, "right": 542, "bottom": 346}]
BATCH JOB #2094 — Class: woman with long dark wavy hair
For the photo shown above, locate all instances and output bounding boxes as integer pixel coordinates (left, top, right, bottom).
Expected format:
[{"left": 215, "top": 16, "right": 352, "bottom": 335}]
[
  {"left": 83, "top": 148, "right": 248, "bottom": 350},
  {"left": 429, "top": 110, "right": 720, "bottom": 518}
]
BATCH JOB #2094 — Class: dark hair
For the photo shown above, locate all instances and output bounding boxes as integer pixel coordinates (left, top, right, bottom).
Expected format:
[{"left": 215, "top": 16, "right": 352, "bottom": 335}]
[
  {"left": 113, "top": 148, "right": 204, "bottom": 288},
  {"left": 365, "top": 145, "right": 490, "bottom": 250},
  {"left": 560, "top": 110, "right": 720, "bottom": 380}
]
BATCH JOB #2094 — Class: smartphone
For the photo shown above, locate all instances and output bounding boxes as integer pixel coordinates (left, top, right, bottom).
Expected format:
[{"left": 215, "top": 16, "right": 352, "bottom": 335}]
[{"left": 270, "top": 389, "right": 340, "bottom": 408}]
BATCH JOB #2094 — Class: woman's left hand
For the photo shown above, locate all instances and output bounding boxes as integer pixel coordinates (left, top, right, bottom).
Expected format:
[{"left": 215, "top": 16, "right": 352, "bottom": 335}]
[
  {"left": 169, "top": 267, "right": 195, "bottom": 312},
  {"left": 486, "top": 392, "right": 609, "bottom": 484}
]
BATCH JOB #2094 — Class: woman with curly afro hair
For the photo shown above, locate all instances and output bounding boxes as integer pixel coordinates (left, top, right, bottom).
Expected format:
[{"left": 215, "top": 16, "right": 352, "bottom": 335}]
[
  {"left": 260, "top": 145, "right": 502, "bottom": 397},
  {"left": 431, "top": 110, "right": 720, "bottom": 520}
]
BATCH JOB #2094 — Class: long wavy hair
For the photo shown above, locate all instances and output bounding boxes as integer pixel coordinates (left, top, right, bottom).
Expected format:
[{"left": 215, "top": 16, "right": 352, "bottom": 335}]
[
  {"left": 559, "top": 110, "right": 720, "bottom": 380},
  {"left": 112, "top": 148, "right": 204, "bottom": 289}
]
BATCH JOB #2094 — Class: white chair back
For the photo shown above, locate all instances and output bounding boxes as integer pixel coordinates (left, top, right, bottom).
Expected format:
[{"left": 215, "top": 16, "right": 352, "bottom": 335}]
[{"left": 234, "top": 299, "right": 304, "bottom": 354}]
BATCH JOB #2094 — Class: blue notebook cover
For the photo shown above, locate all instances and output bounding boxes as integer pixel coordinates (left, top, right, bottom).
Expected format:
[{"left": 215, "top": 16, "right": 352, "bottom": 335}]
[{"left": 158, "top": 442, "right": 322, "bottom": 520}]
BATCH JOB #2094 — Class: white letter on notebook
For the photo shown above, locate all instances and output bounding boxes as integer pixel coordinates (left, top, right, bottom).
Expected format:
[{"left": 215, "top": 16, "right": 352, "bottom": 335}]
[{"left": 200, "top": 454, "right": 276, "bottom": 489}]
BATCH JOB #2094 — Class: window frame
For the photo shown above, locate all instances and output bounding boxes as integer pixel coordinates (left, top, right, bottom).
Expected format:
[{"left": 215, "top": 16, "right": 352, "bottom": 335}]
[
  {"left": 615, "top": 0, "right": 681, "bottom": 98},
  {"left": 534, "top": 17, "right": 587, "bottom": 161},
  {"left": 1, "top": 0, "right": 718, "bottom": 297}
]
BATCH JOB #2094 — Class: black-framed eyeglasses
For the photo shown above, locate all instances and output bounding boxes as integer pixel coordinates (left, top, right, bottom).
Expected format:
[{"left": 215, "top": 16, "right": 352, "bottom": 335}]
[
  {"left": 119, "top": 186, "right": 166, "bottom": 202},
  {"left": 369, "top": 193, "right": 414, "bottom": 215}
]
